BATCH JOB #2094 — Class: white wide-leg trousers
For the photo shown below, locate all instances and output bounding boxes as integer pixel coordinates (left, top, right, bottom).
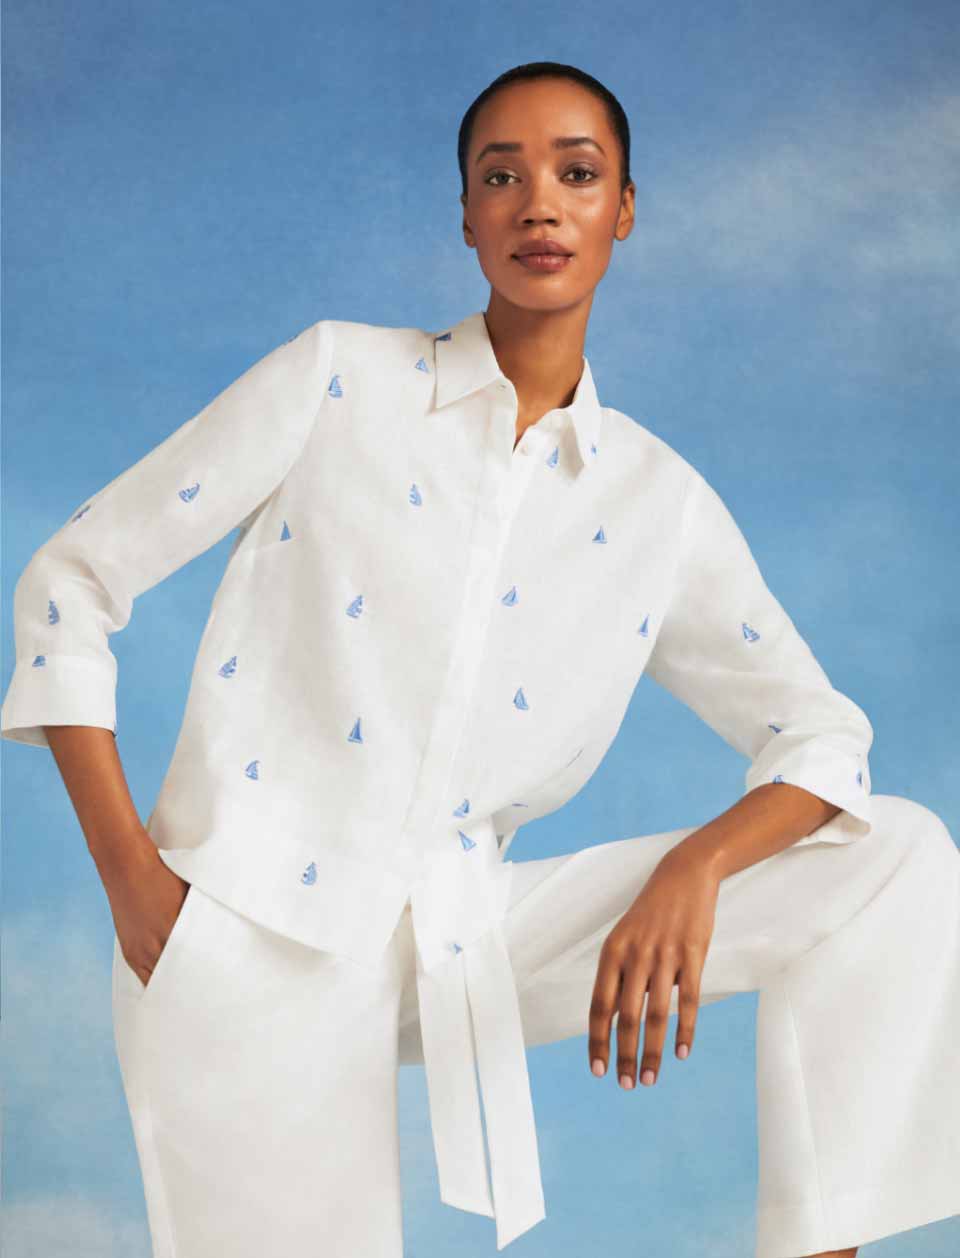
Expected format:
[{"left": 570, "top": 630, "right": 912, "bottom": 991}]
[{"left": 112, "top": 793, "right": 960, "bottom": 1258}]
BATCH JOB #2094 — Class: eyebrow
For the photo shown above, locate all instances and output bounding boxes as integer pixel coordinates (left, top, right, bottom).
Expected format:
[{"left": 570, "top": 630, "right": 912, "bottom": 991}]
[{"left": 474, "top": 136, "right": 606, "bottom": 164}]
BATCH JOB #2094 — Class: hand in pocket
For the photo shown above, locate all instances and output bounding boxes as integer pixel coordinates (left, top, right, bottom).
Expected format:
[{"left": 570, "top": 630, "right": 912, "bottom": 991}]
[{"left": 108, "top": 842, "right": 193, "bottom": 992}]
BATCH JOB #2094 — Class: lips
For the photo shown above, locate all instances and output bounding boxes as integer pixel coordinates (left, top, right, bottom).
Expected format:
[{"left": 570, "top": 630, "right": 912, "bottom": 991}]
[{"left": 513, "top": 239, "right": 573, "bottom": 257}]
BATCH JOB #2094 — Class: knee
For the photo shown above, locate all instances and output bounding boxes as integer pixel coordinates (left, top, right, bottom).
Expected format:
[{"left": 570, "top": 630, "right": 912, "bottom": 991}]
[{"left": 870, "top": 793, "right": 956, "bottom": 861}]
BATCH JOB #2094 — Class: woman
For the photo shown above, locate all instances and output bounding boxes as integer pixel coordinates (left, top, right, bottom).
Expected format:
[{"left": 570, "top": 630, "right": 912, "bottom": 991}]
[{"left": 3, "top": 61, "right": 958, "bottom": 1258}]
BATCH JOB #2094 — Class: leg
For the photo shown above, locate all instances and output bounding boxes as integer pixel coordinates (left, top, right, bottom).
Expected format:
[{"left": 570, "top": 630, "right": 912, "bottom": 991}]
[
  {"left": 112, "top": 882, "right": 407, "bottom": 1258},
  {"left": 399, "top": 794, "right": 959, "bottom": 1258}
]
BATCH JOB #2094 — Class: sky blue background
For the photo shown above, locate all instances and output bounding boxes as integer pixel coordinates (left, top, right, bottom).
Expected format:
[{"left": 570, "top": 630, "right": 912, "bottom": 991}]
[{"left": 3, "top": 1, "right": 959, "bottom": 1254}]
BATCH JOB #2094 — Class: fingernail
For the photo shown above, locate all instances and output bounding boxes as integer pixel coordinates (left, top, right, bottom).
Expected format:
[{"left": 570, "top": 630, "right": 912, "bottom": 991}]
[
  {"left": 619, "top": 1073, "right": 634, "bottom": 1089},
  {"left": 591, "top": 1058, "right": 605, "bottom": 1077},
  {"left": 677, "top": 1043, "right": 689, "bottom": 1060},
  {"left": 640, "top": 1068, "right": 656, "bottom": 1086}
]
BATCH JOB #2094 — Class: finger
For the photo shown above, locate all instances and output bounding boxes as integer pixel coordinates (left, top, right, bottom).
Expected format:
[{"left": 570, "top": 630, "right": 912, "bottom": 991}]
[
  {"left": 639, "top": 955, "right": 680, "bottom": 1086},
  {"left": 614, "top": 956, "right": 652, "bottom": 1089},
  {"left": 675, "top": 947, "right": 704, "bottom": 1059},
  {"left": 588, "top": 945, "right": 625, "bottom": 1078}
]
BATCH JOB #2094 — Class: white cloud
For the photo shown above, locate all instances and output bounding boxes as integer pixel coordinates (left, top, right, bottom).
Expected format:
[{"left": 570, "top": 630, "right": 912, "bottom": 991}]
[
  {"left": 632, "top": 90, "right": 960, "bottom": 285},
  {"left": 3, "top": 1196, "right": 149, "bottom": 1258}
]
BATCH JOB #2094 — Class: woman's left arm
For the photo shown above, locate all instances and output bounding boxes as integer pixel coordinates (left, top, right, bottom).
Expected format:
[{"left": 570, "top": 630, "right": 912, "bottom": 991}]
[{"left": 589, "top": 464, "right": 872, "bottom": 1089}]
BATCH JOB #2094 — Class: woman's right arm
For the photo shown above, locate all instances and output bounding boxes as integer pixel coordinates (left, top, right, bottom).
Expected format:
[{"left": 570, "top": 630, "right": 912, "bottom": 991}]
[
  {"left": 43, "top": 723, "right": 188, "bottom": 987},
  {"left": 3, "top": 320, "right": 335, "bottom": 980}
]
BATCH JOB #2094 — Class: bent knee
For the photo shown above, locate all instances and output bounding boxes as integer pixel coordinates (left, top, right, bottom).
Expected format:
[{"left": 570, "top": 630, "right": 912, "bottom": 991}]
[{"left": 870, "top": 793, "right": 956, "bottom": 859}]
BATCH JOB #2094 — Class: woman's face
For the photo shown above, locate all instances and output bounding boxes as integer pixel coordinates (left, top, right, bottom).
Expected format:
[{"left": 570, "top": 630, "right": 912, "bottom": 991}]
[{"left": 461, "top": 78, "right": 635, "bottom": 314}]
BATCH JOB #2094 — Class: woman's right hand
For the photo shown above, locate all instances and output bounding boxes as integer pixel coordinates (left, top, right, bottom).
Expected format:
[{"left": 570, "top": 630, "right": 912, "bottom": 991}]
[{"left": 104, "top": 838, "right": 193, "bottom": 991}]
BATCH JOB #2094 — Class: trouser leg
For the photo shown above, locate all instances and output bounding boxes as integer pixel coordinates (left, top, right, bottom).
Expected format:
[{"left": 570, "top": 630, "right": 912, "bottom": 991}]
[
  {"left": 111, "top": 882, "right": 410, "bottom": 1258},
  {"left": 412, "top": 792, "right": 959, "bottom": 1258}
]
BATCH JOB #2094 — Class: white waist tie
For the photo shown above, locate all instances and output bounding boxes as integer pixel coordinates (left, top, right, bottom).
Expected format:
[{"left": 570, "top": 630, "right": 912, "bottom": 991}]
[{"left": 408, "top": 825, "right": 545, "bottom": 1251}]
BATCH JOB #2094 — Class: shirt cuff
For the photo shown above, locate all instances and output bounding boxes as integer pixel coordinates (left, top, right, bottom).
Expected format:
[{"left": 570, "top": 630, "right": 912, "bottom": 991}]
[
  {"left": 743, "top": 737, "right": 873, "bottom": 846},
  {"left": 0, "top": 653, "right": 118, "bottom": 748}
]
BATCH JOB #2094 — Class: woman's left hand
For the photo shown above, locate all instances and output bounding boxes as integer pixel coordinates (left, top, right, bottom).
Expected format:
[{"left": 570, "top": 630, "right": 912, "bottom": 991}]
[{"left": 588, "top": 845, "right": 721, "bottom": 1089}]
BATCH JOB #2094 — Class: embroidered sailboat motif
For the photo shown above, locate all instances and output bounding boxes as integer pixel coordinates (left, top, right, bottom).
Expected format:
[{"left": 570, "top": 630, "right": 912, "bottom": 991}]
[
  {"left": 501, "top": 585, "right": 518, "bottom": 606},
  {"left": 414, "top": 356, "right": 429, "bottom": 372},
  {"left": 71, "top": 504, "right": 92, "bottom": 522},
  {"left": 280, "top": 520, "right": 292, "bottom": 541},
  {"left": 179, "top": 482, "right": 200, "bottom": 502},
  {"left": 346, "top": 595, "right": 363, "bottom": 618},
  {"left": 546, "top": 446, "right": 559, "bottom": 468},
  {"left": 768, "top": 723, "right": 782, "bottom": 733},
  {"left": 513, "top": 686, "right": 529, "bottom": 710},
  {"left": 742, "top": 622, "right": 760, "bottom": 642},
  {"left": 638, "top": 613, "right": 649, "bottom": 637},
  {"left": 328, "top": 374, "right": 343, "bottom": 398},
  {"left": 458, "top": 830, "right": 476, "bottom": 851},
  {"left": 451, "top": 941, "right": 463, "bottom": 953},
  {"left": 301, "top": 861, "right": 318, "bottom": 885},
  {"left": 218, "top": 655, "right": 237, "bottom": 678},
  {"left": 772, "top": 774, "right": 784, "bottom": 784},
  {"left": 453, "top": 798, "right": 470, "bottom": 817},
  {"left": 409, "top": 483, "right": 422, "bottom": 506},
  {"left": 244, "top": 759, "right": 260, "bottom": 780},
  {"left": 48, "top": 599, "right": 60, "bottom": 625},
  {"left": 856, "top": 769, "right": 863, "bottom": 786},
  {"left": 32, "top": 654, "right": 46, "bottom": 667},
  {"left": 347, "top": 717, "right": 363, "bottom": 744},
  {"left": 592, "top": 525, "right": 606, "bottom": 543}
]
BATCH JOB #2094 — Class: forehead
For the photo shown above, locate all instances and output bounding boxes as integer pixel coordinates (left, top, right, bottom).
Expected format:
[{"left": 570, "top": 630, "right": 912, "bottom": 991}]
[{"left": 470, "top": 79, "right": 612, "bottom": 151}]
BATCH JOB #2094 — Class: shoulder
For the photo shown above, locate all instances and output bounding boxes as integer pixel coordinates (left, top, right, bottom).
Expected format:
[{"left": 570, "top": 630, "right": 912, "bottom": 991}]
[
  {"left": 302, "top": 315, "right": 437, "bottom": 373},
  {"left": 599, "top": 403, "right": 700, "bottom": 500}
]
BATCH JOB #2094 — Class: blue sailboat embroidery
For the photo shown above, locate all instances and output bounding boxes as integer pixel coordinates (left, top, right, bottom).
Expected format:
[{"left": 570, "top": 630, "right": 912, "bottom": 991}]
[
  {"left": 48, "top": 600, "right": 60, "bottom": 625},
  {"left": 301, "top": 861, "right": 318, "bottom": 886},
  {"left": 218, "top": 656, "right": 237, "bottom": 678},
  {"left": 546, "top": 446, "right": 559, "bottom": 468},
  {"left": 772, "top": 774, "right": 784, "bottom": 784},
  {"left": 458, "top": 830, "right": 476, "bottom": 851},
  {"left": 244, "top": 759, "right": 260, "bottom": 780},
  {"left": 453, "top": 799, "right": 470, "bottom": 817},
  {"left": 742, "top": 622, "right": 761, "bottom": 642},
  {"left": 856, "top": 770, "right": 863, "bottom": 786},
  {"left": 348, "top": 718, "right": 363, "bottom": 744},
  {"left": 328, "top": 374, "right": 343, "bottom": 398},
  {"left": 346, "top": 595, "right": 363, "bottom": 618},
  {"left": 513, "top": 687, "right": 529, "bottom": 710},
  {"left": 409, "top": 483, "right": 422, "bottom": 506},
  {"left": 179, "top": 483, "right": 200, "bottom": 503},
  {"left": 280, "top": 520, "right": 292, "bottom": 541},
  {"left": 593, "top": 525, "right": 606, "bottom": 543},
  {"left": 451, "top": 941, "right": 463, "bottom": 953},
  {"left": 768, "top": 723, "right": 782, "bottom": 733},
  {"left": 32, "top": 654, "right": 46, "bottom": 667},
  {"left": 638, "top": 613, "right": 649, "bottom": 637},
  {"left": 414, "top": 356, "right": 429, "bottom": 372},
  {"left": 501, "top": 585, "right": 518, "bottom": 606}
]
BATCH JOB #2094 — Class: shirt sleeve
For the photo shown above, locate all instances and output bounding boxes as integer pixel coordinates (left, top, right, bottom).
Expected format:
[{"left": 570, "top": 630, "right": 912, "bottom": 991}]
[
  {"left": 1, "top": 318, "right": 335, "bottom": 750},
  {"left": 645, "top": 465, "right": 874, "bottom": 846}
]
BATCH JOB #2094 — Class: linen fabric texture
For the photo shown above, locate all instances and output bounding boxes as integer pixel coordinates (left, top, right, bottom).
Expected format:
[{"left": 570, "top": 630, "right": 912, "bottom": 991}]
[{"left": 7, "top": 309, "right": 951, "bottom": 1253}]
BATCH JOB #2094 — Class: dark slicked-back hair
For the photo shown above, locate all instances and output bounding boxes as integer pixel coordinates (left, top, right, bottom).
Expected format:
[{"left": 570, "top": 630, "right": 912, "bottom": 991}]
[{"left": 458, "top": 62, "right": 632, "bottom": 200}]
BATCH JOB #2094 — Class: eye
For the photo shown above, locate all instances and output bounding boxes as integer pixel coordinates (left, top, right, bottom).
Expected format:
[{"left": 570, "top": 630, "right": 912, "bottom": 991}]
[
  {"left": 564, "top": 165, "right": 598, "bottom": 183},
  {"left": 484, "top": 169, "right": 518, "bottom": 187}
]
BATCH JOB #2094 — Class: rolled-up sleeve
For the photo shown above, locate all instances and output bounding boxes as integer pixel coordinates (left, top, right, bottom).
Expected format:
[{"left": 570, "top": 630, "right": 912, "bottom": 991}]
[
  {"left": 646, "top": 466, "right": 873, "bottom": 845},
  {"left": 1, "top": 319, "right": 334, "bottom": 749}
]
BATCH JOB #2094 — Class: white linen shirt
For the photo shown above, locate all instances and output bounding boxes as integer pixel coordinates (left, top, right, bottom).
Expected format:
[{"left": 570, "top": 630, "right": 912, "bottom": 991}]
[{"left": 1, "top": 308, "right": 874, "bottom": 1249}]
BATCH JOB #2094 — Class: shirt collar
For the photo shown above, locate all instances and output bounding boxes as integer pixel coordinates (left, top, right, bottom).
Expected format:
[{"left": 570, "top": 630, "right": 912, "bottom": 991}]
[{"left": 432, "top": 310, "right": 603, "bottom": 473}]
